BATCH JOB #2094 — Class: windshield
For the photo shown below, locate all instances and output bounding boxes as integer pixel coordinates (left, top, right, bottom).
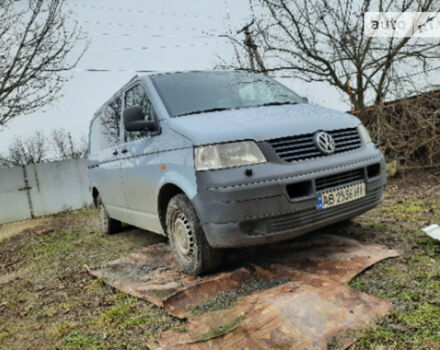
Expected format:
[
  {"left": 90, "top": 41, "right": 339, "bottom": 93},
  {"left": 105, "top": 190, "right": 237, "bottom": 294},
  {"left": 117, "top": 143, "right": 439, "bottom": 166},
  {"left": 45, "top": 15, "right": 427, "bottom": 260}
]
[{"left": 151, "top": 71, "right": 304, "bottom": 117}]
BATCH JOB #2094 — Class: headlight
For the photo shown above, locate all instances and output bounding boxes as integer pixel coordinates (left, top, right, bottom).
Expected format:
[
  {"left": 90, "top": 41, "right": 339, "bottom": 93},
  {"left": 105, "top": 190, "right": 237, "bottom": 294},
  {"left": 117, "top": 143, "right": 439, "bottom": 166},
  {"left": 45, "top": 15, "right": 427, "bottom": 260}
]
[
  {"left": 358, "top": 124, "right": 372, "bottom": 145},
  {"left": 194, "top": 141, "right": 267, "bottom": 171}
]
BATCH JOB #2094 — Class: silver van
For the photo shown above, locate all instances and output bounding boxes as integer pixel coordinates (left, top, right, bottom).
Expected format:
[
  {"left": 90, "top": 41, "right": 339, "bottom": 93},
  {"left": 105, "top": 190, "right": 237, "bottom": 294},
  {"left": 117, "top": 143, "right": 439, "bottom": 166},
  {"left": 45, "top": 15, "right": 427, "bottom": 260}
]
[{"left": 88, "top": 71, "right": 386, "bottom": 275}]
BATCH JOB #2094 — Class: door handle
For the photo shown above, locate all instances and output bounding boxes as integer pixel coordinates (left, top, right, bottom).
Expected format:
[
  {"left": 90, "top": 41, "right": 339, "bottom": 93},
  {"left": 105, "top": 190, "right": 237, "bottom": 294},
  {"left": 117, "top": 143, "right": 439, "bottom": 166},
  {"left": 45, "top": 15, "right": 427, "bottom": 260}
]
[
  {"left": 113, "top": 150, "right": 118, "bottom": 156},
  {"left": 121, "top": 149, "right": 128, "bottom": 154}
]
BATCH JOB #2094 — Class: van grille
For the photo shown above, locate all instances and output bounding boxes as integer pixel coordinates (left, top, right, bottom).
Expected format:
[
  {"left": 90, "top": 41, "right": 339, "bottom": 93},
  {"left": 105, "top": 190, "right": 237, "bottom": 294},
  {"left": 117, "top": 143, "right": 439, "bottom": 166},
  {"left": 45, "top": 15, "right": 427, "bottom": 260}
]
[
  {"left": 315, "top": 169, "right": 365, "bottom": 192},
  {"left": 267, "top": 187, "right": 382, "bottom": 233},
  {"left": 268, "top": 128, "right": 361, "bottom": 162}
]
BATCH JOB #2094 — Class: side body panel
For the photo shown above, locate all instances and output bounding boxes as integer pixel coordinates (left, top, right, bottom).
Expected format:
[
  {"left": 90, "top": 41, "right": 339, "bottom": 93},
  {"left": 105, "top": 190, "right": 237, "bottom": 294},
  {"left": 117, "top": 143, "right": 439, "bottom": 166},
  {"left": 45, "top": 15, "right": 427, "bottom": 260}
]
[
  {"left": 89, "top": 148, "right": 126, "bottom": 208},
  {"left": 119, "top": 125, "right": 195, "bottom": 234},
  {"left": 116, "top": 77, "right": 197, "bottom": 234},
  {"left": 88, "top": 101, "right": 127, "bottom": 212}
]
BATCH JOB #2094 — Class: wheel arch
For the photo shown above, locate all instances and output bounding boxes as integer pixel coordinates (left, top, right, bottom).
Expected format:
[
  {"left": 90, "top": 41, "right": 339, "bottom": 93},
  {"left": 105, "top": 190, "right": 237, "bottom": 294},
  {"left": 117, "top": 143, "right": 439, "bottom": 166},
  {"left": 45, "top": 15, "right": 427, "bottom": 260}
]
[
  {"left": 157, "top": 183, "right": 186, "bottom": 235},
  {"left": 156, "top": 168, "right": 198, "bottom": 235},
  {"left": 92, "top": 187, "right": 100, "bottom": 208}
]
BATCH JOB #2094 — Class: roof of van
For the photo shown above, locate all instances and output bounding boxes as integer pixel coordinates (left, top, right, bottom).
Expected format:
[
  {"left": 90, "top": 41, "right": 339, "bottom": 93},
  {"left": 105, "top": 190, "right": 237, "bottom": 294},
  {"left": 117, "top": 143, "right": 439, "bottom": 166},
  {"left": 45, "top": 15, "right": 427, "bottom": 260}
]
[
  {"left": 91, "top": 70, "right": 262, "bottom": 119},
  {"left": 148, "top": 69, "right": 259, "bottom": 77}
]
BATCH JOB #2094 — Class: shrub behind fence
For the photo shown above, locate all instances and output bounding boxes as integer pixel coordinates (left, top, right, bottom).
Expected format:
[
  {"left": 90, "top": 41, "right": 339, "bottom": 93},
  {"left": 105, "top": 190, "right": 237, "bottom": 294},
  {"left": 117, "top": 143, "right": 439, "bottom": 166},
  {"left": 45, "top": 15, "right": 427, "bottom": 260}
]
[{"left": 356, "top": 95, "right": 440, "bottom": 168}]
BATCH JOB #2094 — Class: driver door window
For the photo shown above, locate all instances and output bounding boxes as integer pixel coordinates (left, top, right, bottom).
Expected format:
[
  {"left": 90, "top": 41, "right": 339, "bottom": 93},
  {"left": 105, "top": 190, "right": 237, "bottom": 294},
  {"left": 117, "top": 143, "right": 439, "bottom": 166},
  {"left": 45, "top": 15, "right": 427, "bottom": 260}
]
[{"left": 124, "top": 85, "right": 153, "bottom": 142}]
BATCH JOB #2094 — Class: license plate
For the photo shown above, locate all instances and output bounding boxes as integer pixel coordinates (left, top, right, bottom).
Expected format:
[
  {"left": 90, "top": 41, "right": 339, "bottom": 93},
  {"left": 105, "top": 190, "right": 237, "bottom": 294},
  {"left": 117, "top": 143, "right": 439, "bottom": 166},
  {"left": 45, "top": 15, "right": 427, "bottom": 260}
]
[{"left": 317, "top": 182, "right": 366, "bottom": 210}]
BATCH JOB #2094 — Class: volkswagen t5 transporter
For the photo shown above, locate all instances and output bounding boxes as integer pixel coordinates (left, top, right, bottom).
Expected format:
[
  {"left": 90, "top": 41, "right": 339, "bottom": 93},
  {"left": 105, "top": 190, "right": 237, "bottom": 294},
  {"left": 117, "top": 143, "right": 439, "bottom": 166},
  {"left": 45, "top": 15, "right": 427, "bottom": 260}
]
[{"left": 88, "top": 71, "right": 386, "bottom": 275}]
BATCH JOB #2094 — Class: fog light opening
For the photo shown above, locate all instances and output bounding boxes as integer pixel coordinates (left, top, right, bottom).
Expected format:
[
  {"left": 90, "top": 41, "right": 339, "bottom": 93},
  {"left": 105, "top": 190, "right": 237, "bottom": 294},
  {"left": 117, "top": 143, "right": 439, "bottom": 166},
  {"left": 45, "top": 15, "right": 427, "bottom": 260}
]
[
  {"left": 286, "top": 180, "right": 312, "bottom": 199},
  {"left": 367, "top": 163, "right": 381, "bottom": 179},
  {"left": 240, "top": 220, "right": 255, "bottom": 234}
]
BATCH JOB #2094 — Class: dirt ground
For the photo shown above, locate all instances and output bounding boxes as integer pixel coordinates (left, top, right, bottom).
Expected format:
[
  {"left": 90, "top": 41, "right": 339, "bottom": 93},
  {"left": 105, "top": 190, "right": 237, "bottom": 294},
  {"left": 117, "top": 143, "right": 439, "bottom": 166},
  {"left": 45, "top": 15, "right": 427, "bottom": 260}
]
[
  {"left": 0, "top": 170, "right": 439, "bottom": 350},
  {"left": 0, "top": 217, "right": 51, "bottom": 243}
]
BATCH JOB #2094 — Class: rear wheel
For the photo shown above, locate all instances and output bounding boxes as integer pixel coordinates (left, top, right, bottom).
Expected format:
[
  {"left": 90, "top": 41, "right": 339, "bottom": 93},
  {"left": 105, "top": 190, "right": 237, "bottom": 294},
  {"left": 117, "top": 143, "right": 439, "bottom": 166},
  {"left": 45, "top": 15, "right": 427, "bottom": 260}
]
[
  {"left": 166, "top": 194, "right": 223, "bottom": 275},
  {"left": 97, "top": 196, "right": 121, "bottom": 234}
]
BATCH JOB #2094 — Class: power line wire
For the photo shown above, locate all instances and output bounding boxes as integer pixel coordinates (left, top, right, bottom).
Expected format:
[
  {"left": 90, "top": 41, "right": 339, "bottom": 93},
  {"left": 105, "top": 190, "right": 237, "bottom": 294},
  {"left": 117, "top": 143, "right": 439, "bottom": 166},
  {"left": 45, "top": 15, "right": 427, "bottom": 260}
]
[
  {"left": 274, "top": 64, "right": 440, "bottom": 80},
  {"left": 81, "top": 41, "right": 215, "bottom": 51},
  {"left": 72, "top": 68, "right": 157, "bottom": 73},
  {"left": 70, "top": 66, "right": 440, "bottom": 78},
  {"left": 89, "top": 32, "right": 213, "bottom": 39},
  {"left": 82, "top": 20, "right": 221, "bottom": 34},
  {"left": 71, "top": 3, "right": 223, "bottom": 21}
]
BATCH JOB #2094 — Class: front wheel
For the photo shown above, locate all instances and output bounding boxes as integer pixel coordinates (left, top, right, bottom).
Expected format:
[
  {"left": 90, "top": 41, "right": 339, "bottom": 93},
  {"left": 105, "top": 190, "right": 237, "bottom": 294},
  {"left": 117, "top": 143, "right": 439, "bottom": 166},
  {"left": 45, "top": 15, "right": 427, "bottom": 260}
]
[
  {"left": 97, "top": 195, "right": 121, "bottom": 234},
  {"left": 166, "top": 194, "right": 223, "bottom": 275}
]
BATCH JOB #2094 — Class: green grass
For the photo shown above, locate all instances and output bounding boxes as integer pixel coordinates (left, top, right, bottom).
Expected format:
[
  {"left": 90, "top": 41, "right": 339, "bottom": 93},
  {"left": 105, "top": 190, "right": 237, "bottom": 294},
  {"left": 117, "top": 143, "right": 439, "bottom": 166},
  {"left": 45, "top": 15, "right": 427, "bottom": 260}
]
[
  {"left": 53, "top": 208, "right": 98, "bottom": 218},
  {"left": 356, "top": 303, "right": 440, "bottom": 349},
  {"left": 49, "top": 321, "right": 81, "bottom": 339},
  {"left": 379, "top": 199, "right": 426, "bottom": 220},
  {"left": 42, "top": 300, "right": 80, "bottom": 318},
  {"left": 368, "top": 223, "right": 388, "bottom": 230},
  {"left": 61, "top": 331, "right": 101, "bottom": 350},
  {"left": 0, "top": 209, "right": 180, "bottom": 349},
  {"left": 347, "top": 196, "right": 440, "bottom": 349},
  {"left": 192, "top": 316, "right": 244, "bottom": 343},
  {"left": 93, "top": 293, "right": 167, "bottom": 331},
  {"left": 97, "top": 297, "right": 137, "bottom": 326},
  {"left": 0, "top": 331, "right": 8, "bottom": 343}
]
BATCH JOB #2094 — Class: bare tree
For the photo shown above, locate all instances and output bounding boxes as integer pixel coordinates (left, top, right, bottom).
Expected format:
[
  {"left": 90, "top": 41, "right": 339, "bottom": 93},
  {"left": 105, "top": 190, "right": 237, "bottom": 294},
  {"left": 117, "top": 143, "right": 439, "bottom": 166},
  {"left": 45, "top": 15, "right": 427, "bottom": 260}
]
[
  {"left": 0, "top": 129, "right": 88, "bottom": 167},
  {"left": 222, "top": 0, "right": 440, "bottom": 109},
  {"left": 0, "top": 0, "right": 87, "bottom": 128},
  {"left": 99, "top": 97, "right": 122, "bottom": 147},
  {"left": 2, "top": 131, "right": 48, "bottom": 166},
  {"left": 51, "top": 128, "right": 87, "bottom": 160},
  {"left": 0, "top": 156, "right": 9, "bottom": 168}
]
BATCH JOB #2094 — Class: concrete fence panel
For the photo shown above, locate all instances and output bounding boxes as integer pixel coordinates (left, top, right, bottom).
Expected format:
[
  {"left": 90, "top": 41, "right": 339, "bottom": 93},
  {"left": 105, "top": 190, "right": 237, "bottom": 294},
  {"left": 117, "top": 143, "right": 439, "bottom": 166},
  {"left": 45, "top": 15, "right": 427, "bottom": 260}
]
[
  {"left": 27, "top": 159, "right": 92, "bottom": 217},
  {"left": 0, "top": 158, "right": 92, "bottom": 225},
  {"left": 0, "top": 166, "right": 32, "bottom": 224}
]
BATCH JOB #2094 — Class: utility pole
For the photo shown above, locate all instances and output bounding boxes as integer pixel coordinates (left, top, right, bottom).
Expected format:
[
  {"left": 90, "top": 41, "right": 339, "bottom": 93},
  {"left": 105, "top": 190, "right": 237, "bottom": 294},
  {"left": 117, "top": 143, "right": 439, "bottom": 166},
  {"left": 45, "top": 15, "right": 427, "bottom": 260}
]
[{"left": 237, "top": 21, "right": 267, "bottom": 75}]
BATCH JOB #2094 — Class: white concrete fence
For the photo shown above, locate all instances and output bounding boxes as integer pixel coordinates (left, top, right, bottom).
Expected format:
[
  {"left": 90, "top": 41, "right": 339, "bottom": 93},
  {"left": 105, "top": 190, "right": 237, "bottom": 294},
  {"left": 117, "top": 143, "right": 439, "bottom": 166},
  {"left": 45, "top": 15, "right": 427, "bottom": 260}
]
[{"left": 0, "top": 158, "right": 92, "bottom": 225}]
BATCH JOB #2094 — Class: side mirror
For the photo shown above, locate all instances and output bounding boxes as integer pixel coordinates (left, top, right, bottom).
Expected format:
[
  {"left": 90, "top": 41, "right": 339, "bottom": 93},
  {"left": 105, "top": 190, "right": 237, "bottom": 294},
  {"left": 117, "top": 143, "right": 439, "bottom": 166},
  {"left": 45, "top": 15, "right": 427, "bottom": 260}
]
[
  {"left": 123, "top": 106, "right": 155, "bottom": 132},
  {"left": 301, "top": 97, "right": 309, "bottom": 104}
]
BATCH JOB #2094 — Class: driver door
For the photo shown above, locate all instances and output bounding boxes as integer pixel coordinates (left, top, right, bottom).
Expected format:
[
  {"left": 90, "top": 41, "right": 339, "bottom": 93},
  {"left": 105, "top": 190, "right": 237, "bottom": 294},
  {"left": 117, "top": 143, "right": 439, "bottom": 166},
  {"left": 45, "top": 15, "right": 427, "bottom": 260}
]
[{"left": 119, "top": 82, "right": 164, "bottom": 233}]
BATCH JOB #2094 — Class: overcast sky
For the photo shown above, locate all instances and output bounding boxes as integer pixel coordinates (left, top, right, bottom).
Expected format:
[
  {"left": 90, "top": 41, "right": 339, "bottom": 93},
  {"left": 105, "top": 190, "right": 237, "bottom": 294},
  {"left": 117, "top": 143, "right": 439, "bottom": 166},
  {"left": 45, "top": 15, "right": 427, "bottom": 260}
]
[
  {"left": 0, "top": 0, "right": 438, "bottom": 154},
  {"left": 0, "top": 0, "right": 350, "bottom": 153}
]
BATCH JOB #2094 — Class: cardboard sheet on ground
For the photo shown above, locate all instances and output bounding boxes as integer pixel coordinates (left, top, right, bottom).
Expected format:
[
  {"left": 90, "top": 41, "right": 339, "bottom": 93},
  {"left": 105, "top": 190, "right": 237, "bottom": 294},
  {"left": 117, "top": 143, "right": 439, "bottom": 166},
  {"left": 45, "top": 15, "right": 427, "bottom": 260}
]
[{"left": 88, "top": 234, "right": 399, "bottom": 349}]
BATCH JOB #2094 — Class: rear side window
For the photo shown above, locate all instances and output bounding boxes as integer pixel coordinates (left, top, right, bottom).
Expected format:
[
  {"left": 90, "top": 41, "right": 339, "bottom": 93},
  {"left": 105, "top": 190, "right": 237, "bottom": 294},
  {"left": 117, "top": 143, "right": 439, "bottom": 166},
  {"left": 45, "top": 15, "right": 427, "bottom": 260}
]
[
  {"left": 90, "top": 96, "right": 122, "bottom": 153},
  {"left": 124, "top": 84, "right": 153, "bottom": 142}
]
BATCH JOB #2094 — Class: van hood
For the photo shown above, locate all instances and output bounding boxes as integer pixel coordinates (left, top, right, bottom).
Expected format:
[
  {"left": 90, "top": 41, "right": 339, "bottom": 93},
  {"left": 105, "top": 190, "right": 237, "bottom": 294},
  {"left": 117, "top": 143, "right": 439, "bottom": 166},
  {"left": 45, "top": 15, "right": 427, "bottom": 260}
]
[{"left": 167, "top": 104, "right": 360, "bottom": 146}]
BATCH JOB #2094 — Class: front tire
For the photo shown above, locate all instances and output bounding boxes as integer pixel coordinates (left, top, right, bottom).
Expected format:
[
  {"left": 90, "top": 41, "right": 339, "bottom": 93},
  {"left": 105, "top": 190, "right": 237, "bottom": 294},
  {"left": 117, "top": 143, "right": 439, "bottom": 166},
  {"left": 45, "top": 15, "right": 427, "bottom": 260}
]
[
  {"left": 97, "top": 196, "right": 121, "bottom": 235},
  {"left": 166, "top": 194, "right": 223, "bottom": 275}
]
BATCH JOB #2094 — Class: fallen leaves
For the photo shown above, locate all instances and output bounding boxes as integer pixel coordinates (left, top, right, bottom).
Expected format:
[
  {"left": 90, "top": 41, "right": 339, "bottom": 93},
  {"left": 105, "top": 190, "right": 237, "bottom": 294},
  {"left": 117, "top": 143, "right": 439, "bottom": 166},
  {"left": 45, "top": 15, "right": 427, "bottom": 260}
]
[{"left": 34, "top": 229, "right": 54, "bottom": 236}]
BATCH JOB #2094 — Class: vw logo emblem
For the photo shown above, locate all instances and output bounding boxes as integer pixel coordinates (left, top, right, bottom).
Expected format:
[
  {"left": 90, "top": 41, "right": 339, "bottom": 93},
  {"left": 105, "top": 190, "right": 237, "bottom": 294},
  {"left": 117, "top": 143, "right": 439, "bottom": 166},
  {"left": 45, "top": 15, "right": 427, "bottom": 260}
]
[{"left": 314, "top": 131, "right": 335, "bottom": 155}]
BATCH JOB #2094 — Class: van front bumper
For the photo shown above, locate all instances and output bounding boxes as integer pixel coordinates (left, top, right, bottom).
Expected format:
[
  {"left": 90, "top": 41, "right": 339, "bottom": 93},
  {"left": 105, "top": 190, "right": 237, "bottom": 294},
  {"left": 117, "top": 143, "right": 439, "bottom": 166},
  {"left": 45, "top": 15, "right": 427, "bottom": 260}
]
[{"left": 192, "top": 144, "right": 386, "bottom": 248}]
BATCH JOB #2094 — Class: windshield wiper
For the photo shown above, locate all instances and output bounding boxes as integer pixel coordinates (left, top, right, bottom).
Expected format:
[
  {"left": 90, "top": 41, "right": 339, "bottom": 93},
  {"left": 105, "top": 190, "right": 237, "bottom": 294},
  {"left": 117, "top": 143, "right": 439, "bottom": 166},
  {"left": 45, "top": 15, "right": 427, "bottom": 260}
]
[
  {"left": 256, "top": 101, "right": 299, "bottom": 107},
  {"left": 176, "top": 102, "right": 298, "bottom": 117},
  {"left": 177, "top": 107, "right": 232, "bottom": 117}
]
